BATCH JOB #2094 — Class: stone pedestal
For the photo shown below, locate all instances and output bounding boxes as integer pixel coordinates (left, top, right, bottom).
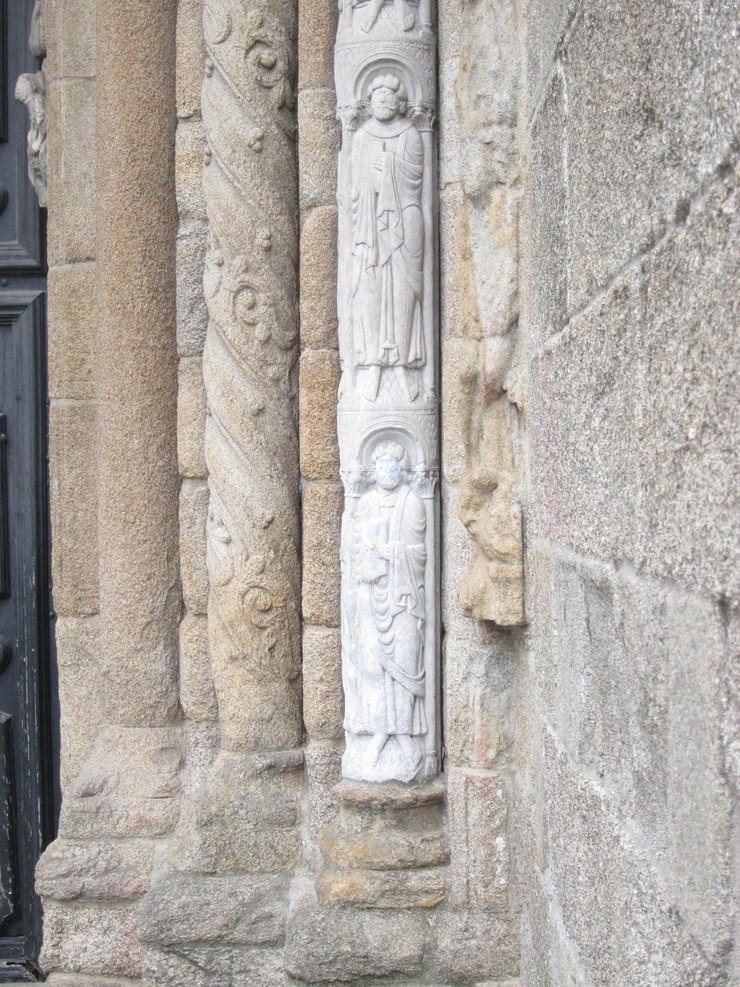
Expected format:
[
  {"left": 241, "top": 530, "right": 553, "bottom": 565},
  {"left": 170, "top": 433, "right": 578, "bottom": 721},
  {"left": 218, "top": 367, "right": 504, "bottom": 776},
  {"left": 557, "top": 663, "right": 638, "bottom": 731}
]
[{"left": 317, "top": 779, "right": 447, "bottom": 909}]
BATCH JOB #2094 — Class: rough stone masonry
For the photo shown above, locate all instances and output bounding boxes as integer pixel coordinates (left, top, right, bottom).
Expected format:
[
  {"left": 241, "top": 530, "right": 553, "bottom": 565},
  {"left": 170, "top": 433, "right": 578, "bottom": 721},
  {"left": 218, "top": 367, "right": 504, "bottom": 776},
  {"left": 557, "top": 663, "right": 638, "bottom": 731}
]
[{"left": 28, "top": 0, "right": 740, "bottom": 984}]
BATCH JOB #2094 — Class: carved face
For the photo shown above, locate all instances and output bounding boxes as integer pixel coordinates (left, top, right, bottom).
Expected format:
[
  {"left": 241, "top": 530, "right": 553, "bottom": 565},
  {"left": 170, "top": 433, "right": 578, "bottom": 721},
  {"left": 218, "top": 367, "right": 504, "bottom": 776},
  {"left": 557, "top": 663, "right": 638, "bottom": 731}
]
[
  {"left": 375, "top": 454, "right": 402, "bottom": 491},
  {"left": 370, "top": 85, "right": 401, "bottom": 122}
]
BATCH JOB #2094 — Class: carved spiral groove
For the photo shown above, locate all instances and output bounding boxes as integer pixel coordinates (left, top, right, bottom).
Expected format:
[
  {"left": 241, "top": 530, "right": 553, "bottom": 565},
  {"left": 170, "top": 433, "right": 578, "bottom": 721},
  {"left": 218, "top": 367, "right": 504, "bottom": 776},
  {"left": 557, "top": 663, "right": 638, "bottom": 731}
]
[{"left": 202, "top": 0, "right": 301, "bottom": 752}]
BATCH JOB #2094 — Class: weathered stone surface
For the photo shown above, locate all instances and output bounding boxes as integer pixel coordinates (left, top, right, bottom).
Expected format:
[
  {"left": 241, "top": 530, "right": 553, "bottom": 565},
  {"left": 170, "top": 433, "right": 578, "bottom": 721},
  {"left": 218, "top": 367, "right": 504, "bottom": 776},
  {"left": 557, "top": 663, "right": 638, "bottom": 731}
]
[
  {"left": 301, "top": 480, "right": 342, "bottom": 627},
  {"left": 298, "top": 0, "right": 337, "bottom": 91},
  {"left": 531, "top": 177, "right": 739, "bottom": 602},
  {"left": 297, "top": 88, "right": 339, "bottom": 211},
  {"left": 521, "top": 65, "right": 567, "bottom": 345},
  {"left": 321, "top": 821, "right": 446, "bottom": 872},
  {"left": 41, "top": 900, "right": 143, "bottom": 979},
  {"left": 639, "top": 176, "right": 739, "bottom": 599},
  {"left": 48, "top": 262, "right": 96, "bottom": 400},
  {"left": 47, "top": 78, "right": 96, "bottom": 265},
  {"left": 432, "top": 911, "right": 520, "bottom": 982},
  {"left": 303, "top": 625, "right": 343, "bottom": 742},
  {"left": 458, "top": 465, "right": 525, "bottom": 626},
  {"left": 526, "top": 0, "right": 577, "bottom": 108},
  {"left": 46, "top": 976, "right": 140, "bottom": 987},
  {"left": 305, "top": 743, "right": 342, "bottom": 844},
  {"left": 529, "top": 266, "right": 644, "bottom": 566},
  {"left": 177, "top": 220, "right": 209, "bottom": 357},
  {"left": 299, "top": 351, "right": 340, "bottom": 480},
  {"left": 564, "top": 0, "right": 721, "bottom": 311},
  {"left": 36, "top": 839, "right": 156, "bottom": 902},
  {"left": 176, "top": 0, "right": 204, "bottom": 119},
  {"left": 95, "top": 0, "right": 180, "bottom": 729},
  {"left": 178, "top": 357, "right": 208, "bottom": 478},
  {"left": 46, "top": 0, "right": 96, "bottom": 79},
  {"left": 300, "top": 206, "right": 338, "bottom": 351},
  {"left": 179, "top": 480, "right": 209, "bottom": 615},
  {"left": 444, "top": 638, "right": 515, "bottom": 770},
  {"left": 441, "top": 337, "right": 479, "bottom": 485},
  {"left": 49, "top": 401, "right": 99, "bottom": 616},
  {"left": 139, "top": 873, "right": 288, "bottom": 947},
  {"left": 176, "top": 118, "right": 207, "bottom": 223},
  {"left": 168, "top": 750, "right": 303, "bottom": 875},
  {"left": 179, "top": 613, "right": 218, "bottom": 722},
  {"left": 55, "top": 615, "right": 104, "bottom": 790},
  {"left": 317, "top": 865, "right": 446, "bottom": 909},
  {"left": 58, "top": 727, "right": 182, "bottom": 840},
  {"left": 448, "top": 768, "right": 510, "bottom": 911},
  {"left": 438, "top": 183, "right": 468, "bottom": 342},
  {"left": 143, "top": 944, "right": 289, "bottom": 987},
  {"left": 665, "top": 591, "right": 733, "bottom": 960},
  {"left": 285, "top": 897, "right": 427, "bottom": 982},
  {"left": 544, "top": 731, "right": 728, "bottom": 985}
]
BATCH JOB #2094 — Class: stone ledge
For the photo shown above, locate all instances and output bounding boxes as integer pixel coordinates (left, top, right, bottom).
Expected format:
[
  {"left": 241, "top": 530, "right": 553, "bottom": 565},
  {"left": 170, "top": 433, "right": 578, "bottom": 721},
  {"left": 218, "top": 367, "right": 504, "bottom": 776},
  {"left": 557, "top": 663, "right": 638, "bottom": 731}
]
[{"left": 337, "top": 778, "right": 446, "bottom": 810}]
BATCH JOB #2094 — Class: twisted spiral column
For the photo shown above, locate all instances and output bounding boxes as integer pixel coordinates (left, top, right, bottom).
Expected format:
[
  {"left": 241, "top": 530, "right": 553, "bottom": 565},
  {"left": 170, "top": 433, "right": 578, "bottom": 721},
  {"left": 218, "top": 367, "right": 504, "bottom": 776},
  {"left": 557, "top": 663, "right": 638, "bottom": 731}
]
[{"left": 201, "top": 0, "right": 301, "bottom": 753}]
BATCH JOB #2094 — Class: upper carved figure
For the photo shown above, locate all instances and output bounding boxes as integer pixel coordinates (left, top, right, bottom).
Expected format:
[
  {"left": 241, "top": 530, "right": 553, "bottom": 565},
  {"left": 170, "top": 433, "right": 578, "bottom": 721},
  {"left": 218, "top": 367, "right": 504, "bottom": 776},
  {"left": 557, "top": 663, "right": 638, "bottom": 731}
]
[
  {"left": 350, "top": 74, "right": 425, "bottom": 402},
  {"left": 339, "top": 0, "right": 417, "bottom": 34}
]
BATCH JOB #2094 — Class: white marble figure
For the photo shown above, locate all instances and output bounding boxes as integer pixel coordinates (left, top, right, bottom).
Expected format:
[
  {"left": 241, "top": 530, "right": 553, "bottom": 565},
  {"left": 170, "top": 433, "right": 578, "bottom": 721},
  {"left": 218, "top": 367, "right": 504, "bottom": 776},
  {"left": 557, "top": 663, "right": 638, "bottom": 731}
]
[
  {"left": 350, "top": 74, "right": 425, "bottom": 402},
  {"left": 342, "top": 442, "right": 427, "bottom": 783}
]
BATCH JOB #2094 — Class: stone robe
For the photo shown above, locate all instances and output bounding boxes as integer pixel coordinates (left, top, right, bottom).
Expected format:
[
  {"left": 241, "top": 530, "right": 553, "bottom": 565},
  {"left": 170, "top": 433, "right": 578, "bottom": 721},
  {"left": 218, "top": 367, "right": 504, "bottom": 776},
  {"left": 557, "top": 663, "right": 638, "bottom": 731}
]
[
  {"left": 350, "top": 116, "right": 425, "bottom": 371},
  {"left": 345, "top": 482, "right": 427, "bottom": 738}
]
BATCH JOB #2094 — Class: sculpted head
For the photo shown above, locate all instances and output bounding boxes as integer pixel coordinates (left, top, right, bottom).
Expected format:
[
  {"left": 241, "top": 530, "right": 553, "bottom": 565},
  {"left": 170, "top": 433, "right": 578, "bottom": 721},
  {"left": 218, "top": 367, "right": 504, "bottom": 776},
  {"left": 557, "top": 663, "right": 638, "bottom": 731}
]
[
  {"left": 368, "top": 74, "right": 407, "bottom": 121},
  {"left": 372, "top": 441, "right": 410, "bottom": 490}
]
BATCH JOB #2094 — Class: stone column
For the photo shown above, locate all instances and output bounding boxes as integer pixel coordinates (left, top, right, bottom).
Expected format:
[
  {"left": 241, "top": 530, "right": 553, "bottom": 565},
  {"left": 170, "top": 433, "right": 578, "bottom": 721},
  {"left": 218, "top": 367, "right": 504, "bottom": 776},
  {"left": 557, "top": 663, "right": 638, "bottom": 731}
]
[
  {"left": 201, "top": 0, "right": 302, "bottom": 756},
  {"left": 96, "top": 0, "right": 180, "bottom": 727},
  {"left": 138, "top": 6, "right": 303, "bottom": 981},
  {"left": 37, "top": 3, "right": 183, "bottom": 982},
  {"left": 335, "top": 0, "right": 440, "bottom": 785}
]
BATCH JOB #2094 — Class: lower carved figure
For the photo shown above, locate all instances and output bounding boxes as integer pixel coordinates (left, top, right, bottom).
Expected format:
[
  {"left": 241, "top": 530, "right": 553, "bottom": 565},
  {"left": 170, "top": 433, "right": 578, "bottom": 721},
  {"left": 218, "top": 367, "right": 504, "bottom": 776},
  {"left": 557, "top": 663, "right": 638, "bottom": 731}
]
[{"left": 342, "top": 442, "right": 427, "bottom": 782}]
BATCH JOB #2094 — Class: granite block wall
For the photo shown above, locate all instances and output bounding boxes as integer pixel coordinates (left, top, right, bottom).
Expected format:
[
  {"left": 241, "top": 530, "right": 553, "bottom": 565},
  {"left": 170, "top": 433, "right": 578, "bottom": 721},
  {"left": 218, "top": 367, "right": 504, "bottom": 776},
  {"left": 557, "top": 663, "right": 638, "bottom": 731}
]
[{"left": 517, "top": 1, "right": 739, "bottom": 983}]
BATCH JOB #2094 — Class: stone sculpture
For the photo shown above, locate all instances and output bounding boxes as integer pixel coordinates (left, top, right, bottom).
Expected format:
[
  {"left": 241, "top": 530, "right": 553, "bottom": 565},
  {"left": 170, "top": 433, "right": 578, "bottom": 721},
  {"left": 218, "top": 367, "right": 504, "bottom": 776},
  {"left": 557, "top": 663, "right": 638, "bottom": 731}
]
[
  {"left": 343, "top": 441, "right": 427, "bottom": 781},
  {"left": 15, "top": 1, "right": 48, "bottom": 208},
  {"left": 350, "top": 74, "right": 425, "bottom": 403},
  {"left": 336, "top": 0, "right": 439, "bottom": 783}
]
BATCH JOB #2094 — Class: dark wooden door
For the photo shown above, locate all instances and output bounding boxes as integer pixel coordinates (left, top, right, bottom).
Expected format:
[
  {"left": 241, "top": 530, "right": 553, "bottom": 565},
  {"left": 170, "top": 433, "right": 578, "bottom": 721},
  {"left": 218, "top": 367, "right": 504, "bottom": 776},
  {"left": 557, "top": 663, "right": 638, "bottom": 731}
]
[{"left": 0, "top": 0, "right": 57, "bottom": 979}]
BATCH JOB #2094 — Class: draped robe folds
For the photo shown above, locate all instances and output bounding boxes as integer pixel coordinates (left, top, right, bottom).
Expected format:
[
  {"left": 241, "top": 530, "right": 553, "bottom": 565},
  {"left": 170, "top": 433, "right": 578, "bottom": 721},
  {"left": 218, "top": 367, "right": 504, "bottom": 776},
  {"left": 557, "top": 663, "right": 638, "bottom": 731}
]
[
  {"left": 345, "top": 484, "right": 427, "bottom": 738},
  {"left": 350, "top": 117, "right": 425, "bottom": 371}
]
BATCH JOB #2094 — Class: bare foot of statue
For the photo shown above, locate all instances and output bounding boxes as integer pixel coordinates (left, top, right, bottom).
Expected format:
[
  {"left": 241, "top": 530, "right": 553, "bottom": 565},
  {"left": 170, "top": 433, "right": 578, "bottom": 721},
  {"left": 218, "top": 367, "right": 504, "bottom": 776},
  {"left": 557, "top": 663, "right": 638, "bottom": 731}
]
[
  {"left": 395, "top": 0, "right": 416, "bottom": 31},
  {"left": 397, "top": 734, "right": 422, "bottom": 776},
  {"left": 362, "top": 0, "right": 385, "bottom": 33},
  {"left": 398, "top": 367, "right": 419, "bottom": 402},
  {"left": 369, "top": 732, "right": 389, "bottom": 765},
  {"left": 362, "top": 365, "right": 382, "bottom": 402}
]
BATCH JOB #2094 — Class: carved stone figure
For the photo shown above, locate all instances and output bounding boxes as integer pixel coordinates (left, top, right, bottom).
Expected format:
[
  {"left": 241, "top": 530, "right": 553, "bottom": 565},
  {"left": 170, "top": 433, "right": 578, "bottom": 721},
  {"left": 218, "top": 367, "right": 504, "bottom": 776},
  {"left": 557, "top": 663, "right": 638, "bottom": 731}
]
[
  {"left": 343, "top": 442, "right": 427, "bottom": 782},
  {"left": 336, "top": 0, "right": 439, "bottom": 784},
  {"left": 350, "top": 74, "right": 425, "bottom": 403},
  {"left": 15, "top": 71, "right": 47, "bottom": 208}
]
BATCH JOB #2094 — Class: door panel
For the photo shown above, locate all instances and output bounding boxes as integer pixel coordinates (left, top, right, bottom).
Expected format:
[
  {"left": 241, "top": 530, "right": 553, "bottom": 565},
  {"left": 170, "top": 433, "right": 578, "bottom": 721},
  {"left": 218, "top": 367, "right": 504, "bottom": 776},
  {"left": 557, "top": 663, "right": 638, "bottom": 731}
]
[
  {"left": 0, "top": 0, "right": 44, "bottom": 271},
  {"left": 0, "top": 294, "right": 53, "bottom": 981}
]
